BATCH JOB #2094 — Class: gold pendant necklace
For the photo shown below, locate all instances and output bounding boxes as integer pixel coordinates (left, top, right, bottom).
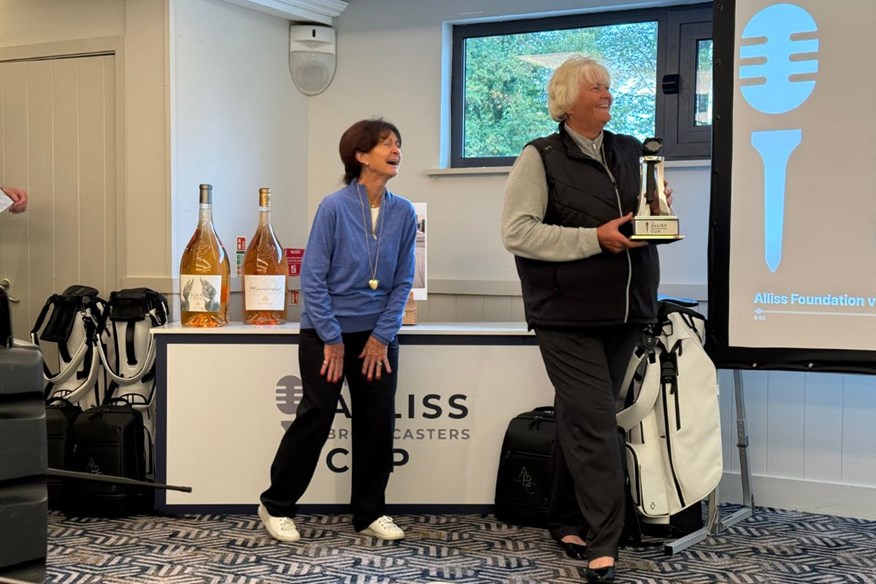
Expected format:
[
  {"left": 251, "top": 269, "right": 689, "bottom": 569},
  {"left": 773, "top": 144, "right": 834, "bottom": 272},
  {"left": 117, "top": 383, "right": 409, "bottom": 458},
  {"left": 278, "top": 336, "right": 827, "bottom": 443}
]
[{"left": 357, "top": 183, "right": 384, "bottom": 290}]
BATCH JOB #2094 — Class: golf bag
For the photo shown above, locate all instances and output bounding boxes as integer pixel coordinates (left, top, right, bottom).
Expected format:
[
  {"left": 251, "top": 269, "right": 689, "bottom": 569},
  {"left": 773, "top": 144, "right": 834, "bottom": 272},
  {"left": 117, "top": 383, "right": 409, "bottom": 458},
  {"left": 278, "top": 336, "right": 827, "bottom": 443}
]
[
  {"left": 616, "top": 300, "right": 722, "bottom": 526},
  {"left": 34, "top": 286, "right": 170, "bottom": 515},
  {"left": 32, "top": 285, "right": 107, "bottom": 508},
  {"left": 31, "top": 284, "right": 107, "bottom": 408},
  {"left": 96, "top": 287, "right": 169, "bottom": 480}
]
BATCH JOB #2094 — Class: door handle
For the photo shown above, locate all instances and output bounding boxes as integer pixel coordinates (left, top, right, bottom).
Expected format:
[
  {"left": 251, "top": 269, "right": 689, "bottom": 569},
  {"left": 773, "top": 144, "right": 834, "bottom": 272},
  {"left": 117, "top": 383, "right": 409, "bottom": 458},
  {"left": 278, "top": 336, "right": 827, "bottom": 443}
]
[{"left": 0, "top": 279, "right": 20, "bottom": 303}]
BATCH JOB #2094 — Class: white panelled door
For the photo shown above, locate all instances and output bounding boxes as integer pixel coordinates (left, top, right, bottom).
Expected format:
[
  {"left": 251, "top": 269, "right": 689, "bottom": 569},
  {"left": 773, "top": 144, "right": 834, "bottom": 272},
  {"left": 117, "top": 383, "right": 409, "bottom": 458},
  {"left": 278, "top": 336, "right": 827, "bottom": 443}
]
[{"left": 0, "top": 54, "right": 117, "bottom": 341}]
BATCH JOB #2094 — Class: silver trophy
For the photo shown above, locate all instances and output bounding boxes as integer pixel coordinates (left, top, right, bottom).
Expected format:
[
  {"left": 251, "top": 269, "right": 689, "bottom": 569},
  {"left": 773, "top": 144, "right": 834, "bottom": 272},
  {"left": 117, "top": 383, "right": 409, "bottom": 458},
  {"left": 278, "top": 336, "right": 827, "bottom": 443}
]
[{"left": 631, "top": 138, "right": 683, "bottom": 241}]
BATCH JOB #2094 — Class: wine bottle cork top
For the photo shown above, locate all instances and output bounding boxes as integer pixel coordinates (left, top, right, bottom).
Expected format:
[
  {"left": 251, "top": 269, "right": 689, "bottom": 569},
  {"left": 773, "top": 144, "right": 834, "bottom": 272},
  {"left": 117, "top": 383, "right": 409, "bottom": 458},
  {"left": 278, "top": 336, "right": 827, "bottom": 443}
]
[
  {"left": 199, "top": 184, "right": 213, "bottom": 204},
  {"left": 259, "top": 187, "right": 271, "bottom": 206}
]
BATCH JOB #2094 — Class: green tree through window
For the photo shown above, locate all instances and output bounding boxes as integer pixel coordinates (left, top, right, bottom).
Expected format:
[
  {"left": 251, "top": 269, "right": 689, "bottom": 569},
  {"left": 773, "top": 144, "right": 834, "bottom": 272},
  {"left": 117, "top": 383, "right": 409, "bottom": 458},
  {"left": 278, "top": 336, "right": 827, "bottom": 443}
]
[
  {"left": 451, "top": 4, "right": 713, "bottom": 165},
  {"left": 461, "top": 22, "right": 658, "bottom": 159}
]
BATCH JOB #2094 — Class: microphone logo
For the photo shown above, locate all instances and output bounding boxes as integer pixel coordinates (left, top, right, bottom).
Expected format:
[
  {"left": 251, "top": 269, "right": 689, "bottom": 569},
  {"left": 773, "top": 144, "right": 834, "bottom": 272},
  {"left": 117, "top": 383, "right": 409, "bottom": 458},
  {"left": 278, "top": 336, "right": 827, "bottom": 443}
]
[
  {"left": 275, "top": 375, "right": 303, "bottom": 429},
  {"left": 739, "top": 3, "right": 819, "bottom": 272}
]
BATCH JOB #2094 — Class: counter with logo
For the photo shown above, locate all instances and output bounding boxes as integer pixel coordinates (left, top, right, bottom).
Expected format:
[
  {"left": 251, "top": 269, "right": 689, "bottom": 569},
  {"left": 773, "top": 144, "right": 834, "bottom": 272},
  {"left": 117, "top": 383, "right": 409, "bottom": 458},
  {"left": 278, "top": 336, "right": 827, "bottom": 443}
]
[{"left": 152, "top": 322, "right": 554, "bottom": 513}]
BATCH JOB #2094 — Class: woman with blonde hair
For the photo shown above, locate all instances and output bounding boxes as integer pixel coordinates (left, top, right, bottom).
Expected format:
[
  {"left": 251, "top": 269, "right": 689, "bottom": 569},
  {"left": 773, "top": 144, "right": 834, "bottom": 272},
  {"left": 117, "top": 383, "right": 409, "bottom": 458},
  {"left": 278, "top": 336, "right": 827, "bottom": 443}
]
[{"left": 502, "top": 55, "right": 672, "bottom": 583}]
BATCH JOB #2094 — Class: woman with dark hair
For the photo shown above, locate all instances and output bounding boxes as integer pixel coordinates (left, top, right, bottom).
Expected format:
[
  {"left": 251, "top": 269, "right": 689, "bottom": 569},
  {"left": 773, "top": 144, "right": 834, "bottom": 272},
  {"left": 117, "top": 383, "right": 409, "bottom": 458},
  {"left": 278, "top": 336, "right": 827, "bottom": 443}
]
[{"left": 259, "top": 118, "right": 417, "bottom": 542}]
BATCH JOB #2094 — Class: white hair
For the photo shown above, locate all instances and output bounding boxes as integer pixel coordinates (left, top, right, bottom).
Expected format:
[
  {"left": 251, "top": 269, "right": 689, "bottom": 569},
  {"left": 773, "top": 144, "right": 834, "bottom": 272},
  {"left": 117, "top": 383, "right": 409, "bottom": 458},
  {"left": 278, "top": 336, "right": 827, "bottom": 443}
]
[{"left": 547, "top": 55, "right": 611, "bottom": 122}]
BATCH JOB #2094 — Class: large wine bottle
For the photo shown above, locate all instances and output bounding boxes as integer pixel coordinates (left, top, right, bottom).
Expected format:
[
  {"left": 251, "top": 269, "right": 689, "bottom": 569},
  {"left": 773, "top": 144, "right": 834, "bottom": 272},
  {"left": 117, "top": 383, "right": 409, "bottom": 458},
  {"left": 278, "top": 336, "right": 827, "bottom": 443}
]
[
  {"left": 179, "top": 184, "right": 230, "bottom": 327},
  {"left": 243, "top": 187, "right": 287, "bottom": 325}
]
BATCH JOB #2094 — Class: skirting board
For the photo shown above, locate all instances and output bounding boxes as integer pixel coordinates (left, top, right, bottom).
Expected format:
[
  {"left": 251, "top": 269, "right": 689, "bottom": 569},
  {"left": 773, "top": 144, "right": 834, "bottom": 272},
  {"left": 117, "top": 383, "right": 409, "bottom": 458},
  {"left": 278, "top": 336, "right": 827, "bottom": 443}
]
[{"left": 719, "top": 472, "right": 876, "bottom": 520}]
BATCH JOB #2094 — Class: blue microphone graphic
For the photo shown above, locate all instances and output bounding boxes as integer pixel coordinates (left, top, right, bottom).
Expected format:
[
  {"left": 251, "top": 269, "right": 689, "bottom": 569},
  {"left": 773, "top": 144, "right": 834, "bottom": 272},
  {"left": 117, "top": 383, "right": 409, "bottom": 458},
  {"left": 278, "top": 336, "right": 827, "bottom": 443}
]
[{"left": 739, "top": 3, "right": 818, "bottom": 272}]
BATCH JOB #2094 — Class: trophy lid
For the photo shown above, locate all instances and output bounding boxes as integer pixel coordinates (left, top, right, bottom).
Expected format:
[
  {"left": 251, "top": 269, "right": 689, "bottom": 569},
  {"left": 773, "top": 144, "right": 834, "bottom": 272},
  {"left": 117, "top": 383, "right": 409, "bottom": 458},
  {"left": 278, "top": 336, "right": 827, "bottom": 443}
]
[{"left": 642, "top": 137, "right": 663, "bottom": 156}]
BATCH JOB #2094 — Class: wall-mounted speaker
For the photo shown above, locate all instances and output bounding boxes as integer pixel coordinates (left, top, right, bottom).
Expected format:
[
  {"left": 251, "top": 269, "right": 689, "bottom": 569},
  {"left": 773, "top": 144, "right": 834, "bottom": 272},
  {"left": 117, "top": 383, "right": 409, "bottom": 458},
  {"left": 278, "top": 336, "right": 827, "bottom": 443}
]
[{"left": 289, "top": 24, "right": 336, "bottom": 96}]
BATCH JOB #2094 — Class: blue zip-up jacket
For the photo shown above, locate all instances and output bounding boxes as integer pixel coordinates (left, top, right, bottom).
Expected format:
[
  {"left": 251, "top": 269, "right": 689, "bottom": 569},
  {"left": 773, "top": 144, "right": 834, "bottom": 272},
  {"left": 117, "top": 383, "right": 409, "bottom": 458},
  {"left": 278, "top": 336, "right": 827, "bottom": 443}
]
[{"left": 300, "top": 182, "right": 417, "bottom": 345}]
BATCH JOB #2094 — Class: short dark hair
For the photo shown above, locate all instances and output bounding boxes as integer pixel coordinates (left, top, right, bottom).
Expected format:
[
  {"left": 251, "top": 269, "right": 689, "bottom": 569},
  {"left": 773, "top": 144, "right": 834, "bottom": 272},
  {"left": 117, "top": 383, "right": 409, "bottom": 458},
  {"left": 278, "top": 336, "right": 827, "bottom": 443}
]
[{"left": 339, "top": 119, "right": 402, "bottom": 184}]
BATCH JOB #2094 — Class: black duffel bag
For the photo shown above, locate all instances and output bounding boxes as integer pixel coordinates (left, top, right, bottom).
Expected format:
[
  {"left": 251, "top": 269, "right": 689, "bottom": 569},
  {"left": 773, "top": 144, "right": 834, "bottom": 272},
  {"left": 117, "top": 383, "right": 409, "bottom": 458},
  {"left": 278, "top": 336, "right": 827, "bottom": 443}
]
[
  {"left": 494, "top": 406, "right": 556, "bottom": 527},
  {"left": 63, "top": 398, "right": 148, "bottom": 517}
]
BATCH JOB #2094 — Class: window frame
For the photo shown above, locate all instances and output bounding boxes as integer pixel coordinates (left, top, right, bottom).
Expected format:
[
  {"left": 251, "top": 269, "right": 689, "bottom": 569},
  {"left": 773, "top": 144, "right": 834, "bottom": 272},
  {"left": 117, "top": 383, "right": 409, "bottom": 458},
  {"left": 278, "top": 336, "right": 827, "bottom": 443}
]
[
  {"left": 450, "top": 3, "right": 714, "bottom": 167},
  {"left": 662, "top": 9, "right": 714, "bottom": 158}
]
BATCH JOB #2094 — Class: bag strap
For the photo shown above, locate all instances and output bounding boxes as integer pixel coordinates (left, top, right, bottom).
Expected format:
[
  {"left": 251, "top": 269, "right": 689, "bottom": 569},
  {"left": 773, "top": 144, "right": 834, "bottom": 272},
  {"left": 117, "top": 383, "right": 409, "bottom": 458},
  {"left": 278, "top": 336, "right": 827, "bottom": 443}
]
[
  {"left": 45, "top": 396, "right": 80, "bottom": 410},
  {"left": 97, "top": 333, "right": 157, "bottom": 386},
  {"left": 616, "top": 350, "right": 662, "bottom": 431},
  {"left": 45, "top": 347, "right": 102, "bottom": 403},
  {"left": 526, "top": 405, "right": 555, "bottom": 431},
  {"left": 660, "top": 341, "right": 680, "bottom": 398},
  {"left": 39, "top": 312, "right": 96, "bottom": 393},
  {"left": 35, "top": 285, "right": 102, "bottom": 360},
  {"left": 618, "top": 343, "right": 647, "bottom": 406},
  {"left": 616, "top": 301, "right": 706, "bottom": 425},
  {"left": 31, "top": 293, "right": 65, "bottom": 378},
  {"left": 99, "top": 394, "right": 137, "bottom": 409},
  {"left": 32, "top": 288, "right": 106, "bottom": 391},
  {"left": 659, "top": 300, "right": 707, "bottom": 344},
  {"left": 38, "top": 295, "right": 106, "bottom": 403},
  {"left": 616, "top": 327, "right": 663, "bottom": 431},
  {"left": 96, "top": 288, "right": 166, "bottom": 387}
]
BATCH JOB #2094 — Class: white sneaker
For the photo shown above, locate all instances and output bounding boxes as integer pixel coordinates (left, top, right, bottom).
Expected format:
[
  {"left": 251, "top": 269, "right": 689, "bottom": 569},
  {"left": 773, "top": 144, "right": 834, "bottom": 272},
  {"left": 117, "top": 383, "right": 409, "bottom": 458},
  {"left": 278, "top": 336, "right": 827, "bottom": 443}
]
[
  {"left": 258, "top": 504, "right": 301, "bottom": 543},
  {"left": 359, "top": 515, "right": 405, "bottom": 540}
]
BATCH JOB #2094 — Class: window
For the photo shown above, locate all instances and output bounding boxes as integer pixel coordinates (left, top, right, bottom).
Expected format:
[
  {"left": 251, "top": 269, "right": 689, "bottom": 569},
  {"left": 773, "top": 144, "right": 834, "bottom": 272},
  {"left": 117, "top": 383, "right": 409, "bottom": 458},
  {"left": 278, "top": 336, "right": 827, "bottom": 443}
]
[
  {"left": 450, "top": 3, "right": 713, "bottom": 167},
  {"left": 664, "top": 12, "right": 714, "bottom": 158},
  {"left": 696, "top": 40, "right": 714, "bottom": 126}
]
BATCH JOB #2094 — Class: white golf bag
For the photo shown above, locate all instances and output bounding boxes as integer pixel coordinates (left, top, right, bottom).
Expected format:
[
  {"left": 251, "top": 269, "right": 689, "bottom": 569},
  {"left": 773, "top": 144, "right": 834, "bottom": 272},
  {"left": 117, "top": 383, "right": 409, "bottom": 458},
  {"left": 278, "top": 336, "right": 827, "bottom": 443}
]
[
  {"left": 31, "top": 285, "right": 107, "bottom": 409},
  {"left": 617, "top": 300, "right": 723, "bottom": 524},
  {"left": 96, "top": 288, "right": 169, "bottom": 479}
]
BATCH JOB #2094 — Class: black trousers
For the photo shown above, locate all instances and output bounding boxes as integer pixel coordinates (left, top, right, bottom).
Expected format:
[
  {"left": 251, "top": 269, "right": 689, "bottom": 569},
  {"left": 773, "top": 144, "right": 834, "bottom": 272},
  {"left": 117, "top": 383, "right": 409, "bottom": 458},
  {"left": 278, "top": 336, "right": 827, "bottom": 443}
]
[
  {"left": 260, "top": 328, "right": 399, "bottom": 531},
  {"left": 535, "top": 324, "right": 643, "bottom": 560}
]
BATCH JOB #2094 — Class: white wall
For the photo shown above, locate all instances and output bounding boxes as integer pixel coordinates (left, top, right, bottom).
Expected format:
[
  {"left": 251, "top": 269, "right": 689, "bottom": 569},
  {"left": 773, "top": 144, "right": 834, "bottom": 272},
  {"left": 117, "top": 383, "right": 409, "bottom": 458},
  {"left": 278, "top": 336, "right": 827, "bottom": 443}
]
[
  {"left": 312, "top": 0, "right": 711, "bottom": 304},
  {"left": 718, "top": 369, "right": 876, "bottom": 519},
  {"left": 170, "top": 0, "right": 310, "bottom": 282},
  {"left": 313, "top": 0, "right": 876, "bottom": 520}
]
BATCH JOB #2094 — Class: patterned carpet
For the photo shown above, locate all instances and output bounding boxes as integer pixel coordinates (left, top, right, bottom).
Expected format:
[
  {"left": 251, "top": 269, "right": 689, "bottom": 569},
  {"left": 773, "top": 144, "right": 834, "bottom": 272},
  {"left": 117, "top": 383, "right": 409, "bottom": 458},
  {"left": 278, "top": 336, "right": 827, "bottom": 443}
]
[{"left": 37, "top": 506, "right": 876, "bottom": 583}]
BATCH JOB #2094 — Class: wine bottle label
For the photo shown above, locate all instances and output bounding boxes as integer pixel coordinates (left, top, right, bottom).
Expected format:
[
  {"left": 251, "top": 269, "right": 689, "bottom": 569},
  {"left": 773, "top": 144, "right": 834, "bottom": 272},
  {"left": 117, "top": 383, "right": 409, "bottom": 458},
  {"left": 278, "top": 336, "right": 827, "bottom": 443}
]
[
  {"left": 180, "top": 274, "right": 223, "bottom": 313},
  {"left": 244, "top": 275, "right": 287, "bottom": 310}
]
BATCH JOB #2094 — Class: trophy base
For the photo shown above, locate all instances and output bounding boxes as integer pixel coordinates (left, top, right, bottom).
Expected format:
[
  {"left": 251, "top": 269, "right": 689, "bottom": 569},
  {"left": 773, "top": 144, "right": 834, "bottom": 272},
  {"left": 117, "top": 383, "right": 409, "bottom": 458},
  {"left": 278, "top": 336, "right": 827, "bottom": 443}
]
[
  {"left": 630, "top": 215, "right": 683, "bottom": 242},
  {"left": 630, "top": 234, "right": 685, "bottom": 243}
]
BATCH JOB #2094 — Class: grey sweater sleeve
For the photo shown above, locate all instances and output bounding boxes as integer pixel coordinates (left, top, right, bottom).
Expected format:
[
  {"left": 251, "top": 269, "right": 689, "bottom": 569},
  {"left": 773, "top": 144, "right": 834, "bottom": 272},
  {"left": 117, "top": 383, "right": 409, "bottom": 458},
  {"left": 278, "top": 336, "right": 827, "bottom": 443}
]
[{"left": 500, "top": 145, "right": 603, "bottom": 261}]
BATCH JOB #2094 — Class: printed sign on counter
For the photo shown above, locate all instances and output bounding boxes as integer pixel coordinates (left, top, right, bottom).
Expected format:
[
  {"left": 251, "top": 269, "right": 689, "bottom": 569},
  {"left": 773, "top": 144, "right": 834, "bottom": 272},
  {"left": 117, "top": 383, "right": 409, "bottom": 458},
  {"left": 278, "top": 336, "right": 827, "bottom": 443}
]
[{"left": 159, "top": 330, "right": 551, "bottom": 508}]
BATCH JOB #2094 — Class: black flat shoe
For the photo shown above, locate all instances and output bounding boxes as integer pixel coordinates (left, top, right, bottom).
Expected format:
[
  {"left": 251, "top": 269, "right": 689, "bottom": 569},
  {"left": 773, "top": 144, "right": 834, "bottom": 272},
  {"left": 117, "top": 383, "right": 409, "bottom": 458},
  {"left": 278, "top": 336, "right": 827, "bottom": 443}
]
[
  {"left": 559, "top": 541, "right": 588, "bottom": 560},
  {"left": 585, "top": 566, "right": 616, "bottom": 583}
]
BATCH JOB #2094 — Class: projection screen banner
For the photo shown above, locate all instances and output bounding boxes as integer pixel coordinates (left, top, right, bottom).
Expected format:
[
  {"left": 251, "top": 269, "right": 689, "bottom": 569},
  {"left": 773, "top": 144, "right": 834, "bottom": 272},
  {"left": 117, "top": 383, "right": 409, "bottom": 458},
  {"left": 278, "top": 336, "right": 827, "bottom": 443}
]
[{"left": 709, "top": 0, "right": 876, "bottom": 372}]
